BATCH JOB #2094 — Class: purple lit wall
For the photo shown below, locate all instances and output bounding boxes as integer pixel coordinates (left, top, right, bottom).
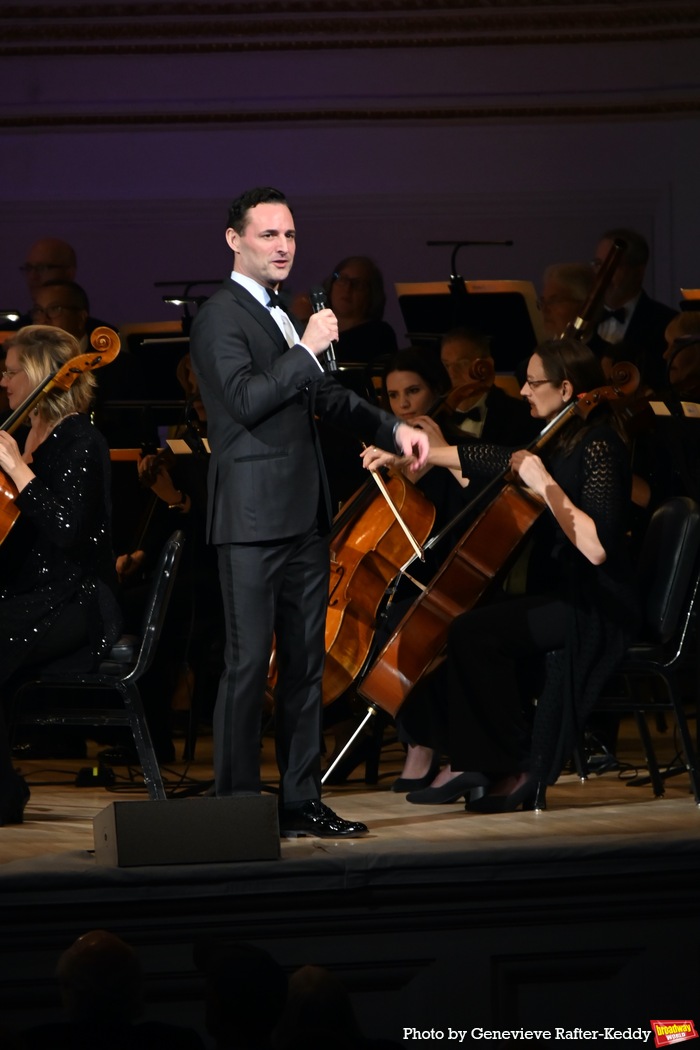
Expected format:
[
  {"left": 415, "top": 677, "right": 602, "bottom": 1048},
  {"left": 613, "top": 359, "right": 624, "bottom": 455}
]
[{"left": 2, "top": 27, "right": 699, "bottom": 337}]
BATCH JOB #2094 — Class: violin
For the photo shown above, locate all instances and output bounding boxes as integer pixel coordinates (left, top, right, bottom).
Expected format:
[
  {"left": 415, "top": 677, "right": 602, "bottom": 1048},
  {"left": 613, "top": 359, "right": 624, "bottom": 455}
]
[
  {"left": 0, "top": 327, "right": 120, "bottom": 545},
  {"left": 357, "top": 361, "right": 640, "bottom": 718}
]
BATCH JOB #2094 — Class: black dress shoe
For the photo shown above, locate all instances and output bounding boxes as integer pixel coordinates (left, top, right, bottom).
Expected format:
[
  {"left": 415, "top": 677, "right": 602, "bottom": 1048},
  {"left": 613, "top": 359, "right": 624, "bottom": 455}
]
[
  {"left": 406, "top": 771, "right": 490, "bottom": 805},
  {"left": 0, "top": 772, "right": 30, "bottom": 826},
  {"left": 391, "top": 755, "right": 441, "bottom": 794},
  {"left": 466, "top": 778, "right": 546, "bottom": 813},
  {"left": 279, "top": 800, "right": 368, "bottom": 838}
]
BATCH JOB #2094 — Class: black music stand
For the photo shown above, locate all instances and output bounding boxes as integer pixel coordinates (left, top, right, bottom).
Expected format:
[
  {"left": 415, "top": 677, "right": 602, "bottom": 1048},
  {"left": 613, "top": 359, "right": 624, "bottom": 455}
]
[{"left": 395, "top": 279, "right": 545, "bottom": 372}]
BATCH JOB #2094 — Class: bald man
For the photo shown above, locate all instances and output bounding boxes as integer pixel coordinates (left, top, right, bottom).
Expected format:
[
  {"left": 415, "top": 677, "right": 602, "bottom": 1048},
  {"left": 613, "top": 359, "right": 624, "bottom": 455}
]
[
  {"left": 21, "top": 238, "right": 77, "bottom": 295},
  {"left": 4, "top": 238, "right": 114, "bottom": 338}
]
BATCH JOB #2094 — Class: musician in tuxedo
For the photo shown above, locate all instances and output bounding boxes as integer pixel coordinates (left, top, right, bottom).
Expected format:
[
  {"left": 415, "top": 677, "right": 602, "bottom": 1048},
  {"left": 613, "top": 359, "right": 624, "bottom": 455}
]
[
  {"left": 590, "top": 227, "right": 677, "bottom": 389},
  {"left": 189, "top": 186, "right": 429, "bottom": 838},
  {"left": 439, "top": 328, "right": 540, "bottom": 445}
]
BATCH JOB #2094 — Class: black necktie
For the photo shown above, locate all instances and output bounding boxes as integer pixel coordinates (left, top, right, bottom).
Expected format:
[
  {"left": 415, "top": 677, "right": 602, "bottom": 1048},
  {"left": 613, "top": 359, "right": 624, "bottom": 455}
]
[
  {"left": 452, "top": 406, "right": 483, "bottom": 424},
  {"left": 267, "top": 290, "right": 281, "bottom": 308},
  {"left": 602, "top": 307, "right": 627, "bottom": 324}
]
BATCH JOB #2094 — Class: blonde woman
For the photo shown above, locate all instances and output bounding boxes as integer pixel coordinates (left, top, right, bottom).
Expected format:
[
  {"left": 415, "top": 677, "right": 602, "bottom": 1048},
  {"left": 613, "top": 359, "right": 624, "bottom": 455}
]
[{"left": 0, "top": 326, "right": 122, "bottom": 824}]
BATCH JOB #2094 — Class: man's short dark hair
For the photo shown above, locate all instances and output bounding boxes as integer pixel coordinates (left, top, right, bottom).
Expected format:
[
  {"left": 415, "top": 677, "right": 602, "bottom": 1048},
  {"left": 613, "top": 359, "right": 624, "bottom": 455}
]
[
  {"left": 599, "top": 227, "right": 649, "bottom": 268},
  {"left": 227, "top": 187, "right": 291, "bottom": 233},
  {"left": 39, "top": 279, "right": 90, "bottom": 312},
  {"left": 440, "top": 327, "right": 492, "bottom": 356}
]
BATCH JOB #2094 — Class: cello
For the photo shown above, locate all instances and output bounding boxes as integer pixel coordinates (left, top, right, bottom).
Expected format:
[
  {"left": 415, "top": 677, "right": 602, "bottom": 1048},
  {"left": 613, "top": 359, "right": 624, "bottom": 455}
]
[
  {"left": 321, "top": 352, "right": 502, "bottom": 706},
  {"left": 266, "top": 356, "right": 496, "bottom": 711},
  {"left": 0, "top": 327, "right": 120, "bottom": 544},
  {"left": 357, "top": 361, "right": 641, "bottom": 719}
]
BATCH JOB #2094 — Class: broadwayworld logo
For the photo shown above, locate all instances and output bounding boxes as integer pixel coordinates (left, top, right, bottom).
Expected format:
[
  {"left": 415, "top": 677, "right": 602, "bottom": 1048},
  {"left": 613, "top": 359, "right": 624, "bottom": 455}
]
[{"left": 651, "top": 1021, "right": 699, "bottom": 1048}]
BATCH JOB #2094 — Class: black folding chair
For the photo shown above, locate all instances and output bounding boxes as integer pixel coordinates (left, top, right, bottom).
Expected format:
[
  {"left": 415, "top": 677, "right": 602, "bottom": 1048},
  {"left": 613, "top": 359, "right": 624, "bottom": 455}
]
[
  {"left": 595, "top": 497, "right": 700, "bottom": 801},
  {"left": 11, "top": 530, "right": 185, "bottom": 801}
]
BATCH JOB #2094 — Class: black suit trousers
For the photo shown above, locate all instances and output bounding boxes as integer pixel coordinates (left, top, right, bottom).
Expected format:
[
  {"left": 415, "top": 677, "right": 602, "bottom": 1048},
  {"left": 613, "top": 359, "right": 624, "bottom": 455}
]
[{"left": 214, "top": 527, "right": 329, "bottom": 802}]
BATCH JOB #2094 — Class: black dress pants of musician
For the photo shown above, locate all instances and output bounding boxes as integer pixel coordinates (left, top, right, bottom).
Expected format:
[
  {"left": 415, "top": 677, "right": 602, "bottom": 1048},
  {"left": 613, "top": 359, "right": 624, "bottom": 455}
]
[
  {"left": 446, "top": 593, "right": 568, "bottom": 775},
  {"left": 215, "top": 527, "right": 329, "bottom": 804}
]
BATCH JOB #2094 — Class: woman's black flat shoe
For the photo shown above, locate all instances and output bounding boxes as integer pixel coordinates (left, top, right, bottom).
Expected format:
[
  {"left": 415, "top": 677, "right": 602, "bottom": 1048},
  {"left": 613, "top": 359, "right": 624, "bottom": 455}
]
[
  {"left": 0, "top": 773, "right": 30, "bottom": 826},
  {"left": 391, "top": 755, "right": 441, "bottom": 794},
  {"left": 466, "top": 779, "right": 546, "bottom": 814},
  {"left": 406, "top": 771, "right": 490, "bottom": 805}
]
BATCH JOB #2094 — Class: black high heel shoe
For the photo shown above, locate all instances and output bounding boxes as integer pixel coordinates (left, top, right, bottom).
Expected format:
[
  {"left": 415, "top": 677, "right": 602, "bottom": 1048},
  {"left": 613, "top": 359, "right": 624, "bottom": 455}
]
[
  {"left": 466, "top": 778, "right": 546, "bottom": 814},
  {"left": 0, "top": 772, "right": 31, "bottom": 826},
  {"left": 391, "top": 754, "right": 441, "bottom": 794},
  {"left": 406, "top": 771, "right": 490, "bottom": 805}
]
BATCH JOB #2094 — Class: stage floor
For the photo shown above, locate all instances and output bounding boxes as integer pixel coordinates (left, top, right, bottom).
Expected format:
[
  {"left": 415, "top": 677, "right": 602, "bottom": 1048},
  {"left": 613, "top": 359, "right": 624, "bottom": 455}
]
[
  {"left": 1, "top": 718, "right": 699, "bottom": 872},
  {"left": 1, "top": 719, "right": 699, "bottom": 1042}
]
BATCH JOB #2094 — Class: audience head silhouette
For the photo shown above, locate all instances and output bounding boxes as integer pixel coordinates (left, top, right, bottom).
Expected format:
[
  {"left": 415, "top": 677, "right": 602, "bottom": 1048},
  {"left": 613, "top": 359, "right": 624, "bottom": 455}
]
[
  {"left": 272, "top": 964, "right": 363, "bottom": 1050},
  {"left": 56, "top": 929, "right": 143, "bottom": 1024},
  {"left": 194, "top": 939, "right": 288, "bottom": 1049}
]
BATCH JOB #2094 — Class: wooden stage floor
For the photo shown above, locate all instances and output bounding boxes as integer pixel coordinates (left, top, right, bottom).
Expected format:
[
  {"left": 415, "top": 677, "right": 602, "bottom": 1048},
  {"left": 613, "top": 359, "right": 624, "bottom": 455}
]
[
  {"left": 0, "top": 715, "right": 698, "bottom": 866},
  {"left": 1, "top": 717, "right": 699, "bottom": 1041}
]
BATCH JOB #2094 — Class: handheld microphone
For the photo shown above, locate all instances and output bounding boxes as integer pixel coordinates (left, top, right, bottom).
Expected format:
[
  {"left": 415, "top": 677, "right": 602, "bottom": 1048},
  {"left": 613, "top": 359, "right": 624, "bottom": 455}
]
[{"left": 309, "top": 286, "right": 338, "bottom": 372}]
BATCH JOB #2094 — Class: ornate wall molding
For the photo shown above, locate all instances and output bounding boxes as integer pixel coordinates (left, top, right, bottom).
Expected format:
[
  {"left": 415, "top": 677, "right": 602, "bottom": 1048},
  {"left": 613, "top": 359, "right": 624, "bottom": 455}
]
[
  {"left": 0, "top": 2, "right": 698, "bottom": 56},
  {"left": 2, "top": 99, "right": 699, "bottom": 131}
]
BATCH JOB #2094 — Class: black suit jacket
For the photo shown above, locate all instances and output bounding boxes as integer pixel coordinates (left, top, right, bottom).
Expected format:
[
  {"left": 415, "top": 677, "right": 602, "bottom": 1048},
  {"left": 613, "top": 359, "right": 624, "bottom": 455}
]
[
  {"left": 442, "top": 385, "right": 540, "bottom": 448},
  {"left": 190, "top": 278, "right": 396, "bottom": 544},
  {"left": 591, "top": 290, "right": 678, "bottom": 388}
]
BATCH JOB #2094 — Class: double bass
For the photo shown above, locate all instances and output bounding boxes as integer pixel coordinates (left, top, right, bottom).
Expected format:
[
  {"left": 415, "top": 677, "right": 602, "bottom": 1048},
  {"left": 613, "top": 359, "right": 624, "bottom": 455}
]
[{"left": 0, "top": 327, "right": 120, "bottom": 545}]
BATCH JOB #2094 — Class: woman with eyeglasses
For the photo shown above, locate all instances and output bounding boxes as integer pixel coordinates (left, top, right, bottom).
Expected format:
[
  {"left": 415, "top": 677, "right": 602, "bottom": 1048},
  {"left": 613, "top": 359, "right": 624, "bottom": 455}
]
[
  {"left": 361, "top": 338, "right": 639, "bottom": 812},
  {"left": 323, "top": 256, "right": 398, "bottom": 365},
  {"left": 0, "top": 326, "right": 122, "bottom": 825}
]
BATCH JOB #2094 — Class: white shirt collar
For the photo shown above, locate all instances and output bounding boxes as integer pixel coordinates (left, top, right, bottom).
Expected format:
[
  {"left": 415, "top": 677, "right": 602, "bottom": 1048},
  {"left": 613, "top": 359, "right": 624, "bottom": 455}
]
[{"left": 230, "top": 271, "right": 276, "bottom": 309}]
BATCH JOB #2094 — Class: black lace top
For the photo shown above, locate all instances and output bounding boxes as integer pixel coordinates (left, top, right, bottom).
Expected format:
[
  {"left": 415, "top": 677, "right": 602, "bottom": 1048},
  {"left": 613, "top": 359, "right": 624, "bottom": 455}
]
[
  {"left": 457, "top": 419, "right": 639, "bottom": 782},
  {"left": 0, "top": 413, "right": 122, "bottom": 685}
]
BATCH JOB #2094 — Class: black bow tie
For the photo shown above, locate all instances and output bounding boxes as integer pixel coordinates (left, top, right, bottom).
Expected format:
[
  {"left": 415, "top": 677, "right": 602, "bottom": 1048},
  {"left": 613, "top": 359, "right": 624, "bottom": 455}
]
[
  {"left": 452, "top": 406, "right": 483, "bottom": 424},
  {"left": 602, "top": 307, "right": 627, "bottom": 324},
  {"left": 267, "top": 290, "right": 281, "bottom": 308}
]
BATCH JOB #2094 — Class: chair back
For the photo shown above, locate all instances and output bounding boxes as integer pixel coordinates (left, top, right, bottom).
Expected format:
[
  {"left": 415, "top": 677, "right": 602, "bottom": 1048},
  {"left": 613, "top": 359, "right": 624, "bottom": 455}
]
[
  {"left": 637, "top": 497, "right": 700, "bottom": 645},
  {"left": 128, "top": 529, "right": 185, "bottom": 681}
]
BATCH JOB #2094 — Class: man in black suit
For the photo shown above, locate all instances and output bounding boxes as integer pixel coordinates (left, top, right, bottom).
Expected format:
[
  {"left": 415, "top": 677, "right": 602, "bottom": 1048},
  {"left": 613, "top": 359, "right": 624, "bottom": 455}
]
[
  {"left": 439, "top": 327, "right": 540, "bottom": 446},
  {"left": 591, "top": 227, "right": 677, "bottom": 388},
  {"left": 189, "top": 187, "right": 428, "bottom": 838}
]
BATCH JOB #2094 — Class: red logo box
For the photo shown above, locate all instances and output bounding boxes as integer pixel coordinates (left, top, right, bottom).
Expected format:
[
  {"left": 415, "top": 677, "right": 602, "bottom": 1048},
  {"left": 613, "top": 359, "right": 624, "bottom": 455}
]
[{"left": 651, "top": 1021, "right": 699, "bottom": 1048}]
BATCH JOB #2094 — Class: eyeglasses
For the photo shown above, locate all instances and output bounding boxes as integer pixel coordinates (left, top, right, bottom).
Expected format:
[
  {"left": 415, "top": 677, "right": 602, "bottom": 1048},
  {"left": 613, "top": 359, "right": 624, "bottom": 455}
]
[
  {"left": 524, "top": 377, "right": 553, "bottom": 389},
  {"left": 333, "top": 272, "right": 369, "bottom": 291},
  {"left": 1, "top": 369, "right": 23, "bottom": 379},
  {"left": 30, "top": 304, "right": 80, "bottom": 320},
  {"left": 19, "top": 263, "right": 63, "bottom": 275}
]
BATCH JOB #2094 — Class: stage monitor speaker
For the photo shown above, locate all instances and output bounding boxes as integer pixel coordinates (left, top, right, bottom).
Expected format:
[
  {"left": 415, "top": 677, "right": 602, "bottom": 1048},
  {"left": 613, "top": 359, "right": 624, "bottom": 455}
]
[{"left": 93, "top": 796, "right": 280, "bottom": 867}]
